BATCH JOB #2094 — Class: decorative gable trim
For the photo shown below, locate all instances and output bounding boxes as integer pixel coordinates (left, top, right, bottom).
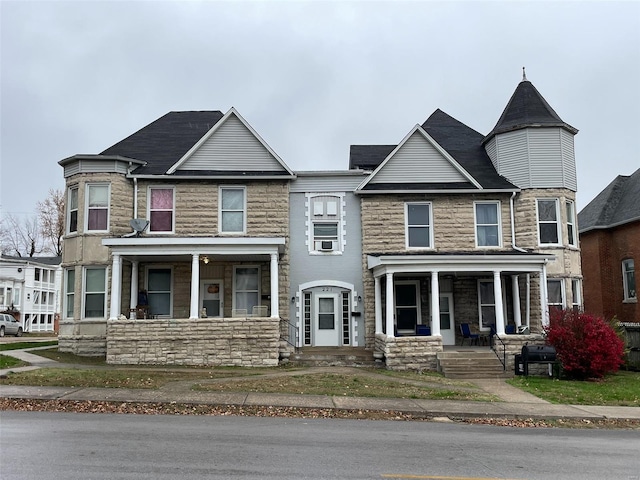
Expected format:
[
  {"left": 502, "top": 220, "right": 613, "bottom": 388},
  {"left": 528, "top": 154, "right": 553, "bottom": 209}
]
[
  {"left": 356, "top": 125, "right": 482, "bottom": 192},
  {"left": 166, "top": 107, "right": 294, "bottom": 177}
]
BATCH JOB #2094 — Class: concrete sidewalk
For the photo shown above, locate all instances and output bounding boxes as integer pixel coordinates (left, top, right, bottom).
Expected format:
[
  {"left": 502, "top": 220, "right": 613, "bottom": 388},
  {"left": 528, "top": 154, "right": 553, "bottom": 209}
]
[{"left": 1, "top": 346, "right": 639, "bottom": 422}]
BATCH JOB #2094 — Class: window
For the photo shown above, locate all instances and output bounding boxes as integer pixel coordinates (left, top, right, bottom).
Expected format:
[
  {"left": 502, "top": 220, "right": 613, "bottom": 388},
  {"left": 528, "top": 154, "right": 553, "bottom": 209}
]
[
  {"left": 478, "top": 280, "right": 495, "bottom": 331},
  {"left": 86, "top": 184, "right": 109, "bottom": 232},
  {"left": 318, "top": 297, "right": 336, "bottom": 330},
  {"left": 406, "top": 202, "right": 432, "bottom": 248},
  {"left": 234, "top": 266, "right": 260, "bottom": 312},
  {"left": 220, "top": 187, "right": 246, "bottom": 233},
  {"left": 571, "top": 278, "right": 581, "bottom": 311},
  {"left": 547, "top": 279, "right": 565, "bottom": 313},
  {"left": 65, "top": 269, "right": 75, "bottom": 318},
  {"left": 309, "top": 194, "right": 343, "bottom": 253},
  {"left": 149, "top": 187, "right": 175, "bottom": 233},
  {"left": 623, "top": 259, "right": 636, "bottom": 301},
  {"left": 84, "top": 267, "right": 106, "bottom": 318},
  {"left": 566, "top": 200, "right": 577, "bottom": 246},
  {"left": 147, "top": 268, "right": 172, "bottom": 316},
  {"left": 68, "top": 186, "right": 78, "bottom": 234},
  {"left": 537, "top": 199, "right": 560, "bottom": 245},
  {"left": 475, "top": 202, "right": 501, "bottom": 247}
]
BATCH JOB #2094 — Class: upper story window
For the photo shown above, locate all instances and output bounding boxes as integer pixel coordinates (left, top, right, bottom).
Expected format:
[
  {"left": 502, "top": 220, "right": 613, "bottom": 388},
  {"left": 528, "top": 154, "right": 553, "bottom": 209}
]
[
  {"left": 406, "top": 202, "right": 433, "bottom": 249},
  {"left": 67, "top": 186, "right": 78, "bottom": 234},
  {"left": 623, "top": 259, "right": 636, "bottom": 301},
  {"left": 149, "top": 187, "right": 175, "bottom": 233},
  {"left": 566, "top": 200, "right": 577, "bottom": 246},
  {"left": 220, "top": 186, "right": 246, "bottom": 234},
  {"left": 475, "top": 201, "right": 501, "bottom": 247},
  {"left": 309, "top": 194, "right": 343, "bottom": 253},
  {"left": 537, "top": 199, "right": 560, "bottom": 245},
  {"left": 86, "top": 184, "right": 110, "bottom": 232}
]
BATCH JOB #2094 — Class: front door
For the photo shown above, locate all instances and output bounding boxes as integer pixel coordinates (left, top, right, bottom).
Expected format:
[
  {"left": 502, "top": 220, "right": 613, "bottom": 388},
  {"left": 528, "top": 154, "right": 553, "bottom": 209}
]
[
  {"left": 440, "top": 293, "right": 455, "bottom": 345},
  {"left": 313, "top": 294, "right": 340, "bottom": 346},
  {"left": 395, "top": 281, "right": 420, "bottom": 335},
  {"left": 200, "top": 280, "right": 223, "bottom": 317}
]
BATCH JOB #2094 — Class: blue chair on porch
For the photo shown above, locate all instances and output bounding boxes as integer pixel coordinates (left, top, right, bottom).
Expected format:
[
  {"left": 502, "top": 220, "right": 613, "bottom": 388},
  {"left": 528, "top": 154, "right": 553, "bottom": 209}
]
[
  {"left": 460, "top": 323, "right": 480, "bottom": 346},
  {"left": 416, "top": 325, "right": 431, "bottom": 336}
]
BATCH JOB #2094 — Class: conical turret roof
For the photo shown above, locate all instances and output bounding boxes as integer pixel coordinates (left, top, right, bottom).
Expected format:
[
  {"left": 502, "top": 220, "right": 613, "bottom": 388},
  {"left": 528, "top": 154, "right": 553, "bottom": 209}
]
[{"left": 483, "top": 79, "right": 577, "bottom": 144}]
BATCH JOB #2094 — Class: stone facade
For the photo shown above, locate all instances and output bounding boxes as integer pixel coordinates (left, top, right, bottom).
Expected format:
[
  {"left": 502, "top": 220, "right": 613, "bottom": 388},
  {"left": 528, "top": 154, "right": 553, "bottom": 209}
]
[
  {"left": 106, "top": 317, "right": 280, "bottom": 366},
  {"left": 375, "top": 333, "right": 443, "bottom": 371}
]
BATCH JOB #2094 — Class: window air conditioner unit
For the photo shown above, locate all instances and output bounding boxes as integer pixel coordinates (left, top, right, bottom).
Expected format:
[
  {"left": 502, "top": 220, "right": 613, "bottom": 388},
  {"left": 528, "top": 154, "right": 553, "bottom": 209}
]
[{"left": 320, "top": 241, "right": 334, "bottom": 251}]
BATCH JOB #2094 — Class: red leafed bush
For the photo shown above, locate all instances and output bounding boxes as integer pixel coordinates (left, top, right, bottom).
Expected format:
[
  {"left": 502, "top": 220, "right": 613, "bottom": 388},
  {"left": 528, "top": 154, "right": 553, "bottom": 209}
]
[{"left": 544, "top": 309, "right": 625, "bottom": 380}]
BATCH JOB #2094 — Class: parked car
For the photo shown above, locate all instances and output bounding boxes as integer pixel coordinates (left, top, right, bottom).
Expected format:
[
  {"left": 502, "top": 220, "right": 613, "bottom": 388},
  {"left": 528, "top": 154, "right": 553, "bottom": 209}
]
[{"left": 0, "top": 313, "right": 23, "bottom": 337}]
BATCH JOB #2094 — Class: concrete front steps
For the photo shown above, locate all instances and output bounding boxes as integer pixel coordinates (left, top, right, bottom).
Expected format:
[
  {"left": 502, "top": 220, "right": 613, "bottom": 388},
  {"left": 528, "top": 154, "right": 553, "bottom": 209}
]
[
  {"left": 437, "top": 349, "right": 513, "bottom": 379},
  {"left": 288, "top": 347, "right": 379, "bottom": 367}
]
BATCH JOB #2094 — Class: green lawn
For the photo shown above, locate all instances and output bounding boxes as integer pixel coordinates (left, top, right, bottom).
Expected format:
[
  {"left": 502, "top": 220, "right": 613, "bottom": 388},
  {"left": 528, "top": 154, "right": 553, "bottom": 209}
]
[
  {"left": 0, "top": 341, "right": 58, "bottom": 351},
  {"left": 0, "top": 355, "right": 27, "bottom": 369},
  {"left": 507, "top": 371, "right": 640, "bottom": 406}
]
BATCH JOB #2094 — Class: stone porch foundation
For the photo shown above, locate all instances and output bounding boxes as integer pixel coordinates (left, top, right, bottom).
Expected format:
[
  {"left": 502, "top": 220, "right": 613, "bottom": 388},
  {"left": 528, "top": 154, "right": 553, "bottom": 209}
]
[{"left": 375, "top": 333, "right": 443, "bottom": 371}]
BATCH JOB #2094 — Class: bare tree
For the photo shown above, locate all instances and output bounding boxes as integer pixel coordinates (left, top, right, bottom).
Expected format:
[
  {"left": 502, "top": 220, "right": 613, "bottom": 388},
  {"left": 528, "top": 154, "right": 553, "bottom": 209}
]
[
  {"left": 37, "top": 188, "right": 65, "bottom": 256},
  {"left": 0, "top": 213, "right": 44, "bottom": 257}
]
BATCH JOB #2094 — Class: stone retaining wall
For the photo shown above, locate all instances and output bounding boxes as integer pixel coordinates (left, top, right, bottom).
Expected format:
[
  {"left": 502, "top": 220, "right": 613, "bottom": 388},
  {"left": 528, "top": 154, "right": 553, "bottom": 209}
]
[
  {"left": 375, "top": 333, "right": 443, "bottom": 371},
  {"left": 106, "top": 317, "right": 280, "bottom": 366}
]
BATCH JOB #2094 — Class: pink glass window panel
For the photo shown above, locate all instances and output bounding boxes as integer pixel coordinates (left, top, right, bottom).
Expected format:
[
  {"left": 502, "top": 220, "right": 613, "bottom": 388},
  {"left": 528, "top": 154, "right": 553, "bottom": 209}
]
[
  {"left": 150, "top": 211, "right": 173, "bottom": 232},
  {"left": 151, "top": 189, "right": 173, "bottom": 209},
  {"left": 88, "top": 209, "right": 108, "bottom": 230}
]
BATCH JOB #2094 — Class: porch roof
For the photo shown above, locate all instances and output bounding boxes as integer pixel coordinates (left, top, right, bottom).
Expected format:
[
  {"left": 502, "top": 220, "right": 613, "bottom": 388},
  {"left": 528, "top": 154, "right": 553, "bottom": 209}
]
[
  {"left": 102, "top": 237, "right": 285, "bottom": 261},
  {"left": 367, "top": 251, "right": 554, "bottom": 276}
]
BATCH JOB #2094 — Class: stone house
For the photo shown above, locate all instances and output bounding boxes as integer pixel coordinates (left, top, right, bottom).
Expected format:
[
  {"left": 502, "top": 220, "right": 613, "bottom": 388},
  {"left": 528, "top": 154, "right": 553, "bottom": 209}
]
[
  {"left": 578, "top": 168, "right": 639, "bottom": 323},
  {"left": 58, "top": 75, "right": 582, "bottom": 371}
]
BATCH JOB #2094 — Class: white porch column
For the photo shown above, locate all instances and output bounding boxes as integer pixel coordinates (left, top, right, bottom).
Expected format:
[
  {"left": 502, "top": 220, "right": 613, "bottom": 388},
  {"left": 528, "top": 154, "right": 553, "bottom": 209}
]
[
  {"left": 129, "top": 261, "right": 139, "bottom": 319},
  {"left": 511, "top": 275, "right": 522, "bottom": 328},
  {"left": 374, "top": 275, "right": 382, "bottom": 334},
  {"left": 540, "top": 265, "right": 549, "bottom": 327},
  {"left": 270, "top": 253, "right": 279, "bottom": 318},
  {"left": 109, "top": 253, "right": 122, "bottom": 320},
  {"left": 385, "top": 273, "right": 394, "bottom": 337},
  {"left": 430, "top": 270, "right": 441, "bottom": 336},
  {"left": 493, "top": 270, "right": 505, "bottom": 335},
  {"left": 189, "top": 254, "right": 199, "bottom": 319}
]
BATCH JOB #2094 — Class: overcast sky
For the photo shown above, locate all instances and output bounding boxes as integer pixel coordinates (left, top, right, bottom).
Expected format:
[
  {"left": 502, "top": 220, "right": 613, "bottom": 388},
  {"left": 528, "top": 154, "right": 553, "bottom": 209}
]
[{"left": 1, "top": 0, "right": 639, "bottom": 221}]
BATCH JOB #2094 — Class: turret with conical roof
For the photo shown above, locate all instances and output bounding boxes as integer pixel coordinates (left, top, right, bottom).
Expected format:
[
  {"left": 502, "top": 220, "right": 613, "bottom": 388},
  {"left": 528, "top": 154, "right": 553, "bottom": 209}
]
[{"left": 483, "top": 71, "right": 578, "bottom": 191}]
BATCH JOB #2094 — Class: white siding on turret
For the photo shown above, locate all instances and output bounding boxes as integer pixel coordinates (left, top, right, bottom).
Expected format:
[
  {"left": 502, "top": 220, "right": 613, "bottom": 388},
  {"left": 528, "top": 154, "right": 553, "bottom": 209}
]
[
  {"left": 370, "top": 131, "right": 468, "bottom": 184},
  {"left": 494, "top": 130, "right": 530, "bottom": 188},
  {"left": 529, "top": 130, "right": 564, "bottom": 187},
  {"left": 179, "top": 115, "right": 285, "bottom": 172}
]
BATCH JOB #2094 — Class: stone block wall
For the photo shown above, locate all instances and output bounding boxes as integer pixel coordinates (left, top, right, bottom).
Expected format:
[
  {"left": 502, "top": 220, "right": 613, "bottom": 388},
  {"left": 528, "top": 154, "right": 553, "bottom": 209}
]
[
  {"left": 497, "top": 333, "right": 548, "bottom": 374},
  {"left": 374, "top": 333, "right": 443, "bottom": 371},
  {"left": 106, "top": 317, "right": 280, "bottom": 366}
]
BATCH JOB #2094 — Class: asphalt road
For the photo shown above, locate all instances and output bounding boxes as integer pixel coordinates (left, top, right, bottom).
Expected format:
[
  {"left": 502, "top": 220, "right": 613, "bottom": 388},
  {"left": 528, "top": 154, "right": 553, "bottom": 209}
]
[{"left": 2, "top": 412, "right": 638, "bottom": 480}]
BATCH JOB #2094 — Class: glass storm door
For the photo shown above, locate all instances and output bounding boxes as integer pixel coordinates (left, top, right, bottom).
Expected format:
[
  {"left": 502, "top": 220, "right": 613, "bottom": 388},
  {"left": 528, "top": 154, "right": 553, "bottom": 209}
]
[
  {"left": 200, "top": 280, "right": 223, "bottom": 317},
  {"left": 440, "top": 293, "right": 455, "bottom": 345},
  {"left": 314, "top": 294, "right": 340, "bottom": 346},
  {"left": 395, "top": 281, "right": 420, "bottom": 335}
]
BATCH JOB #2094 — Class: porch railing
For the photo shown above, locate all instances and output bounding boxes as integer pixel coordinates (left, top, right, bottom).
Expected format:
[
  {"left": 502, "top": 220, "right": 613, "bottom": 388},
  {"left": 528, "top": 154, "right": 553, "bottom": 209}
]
[
  {"left": 280, "top": 318, "right": 300, "bottom": 352},
  {"left": 489, "top": 328, "right": 507, "bottom": 371}
]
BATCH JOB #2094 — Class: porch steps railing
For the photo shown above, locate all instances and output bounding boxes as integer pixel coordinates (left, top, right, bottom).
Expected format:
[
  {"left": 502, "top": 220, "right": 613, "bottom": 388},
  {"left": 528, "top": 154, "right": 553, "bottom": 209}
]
[
  {"left": 289, "top": 347, "right": 378, "bottom": 367},
  {"left": 437, "top": 350, "right": 513, "bottom": 379}
]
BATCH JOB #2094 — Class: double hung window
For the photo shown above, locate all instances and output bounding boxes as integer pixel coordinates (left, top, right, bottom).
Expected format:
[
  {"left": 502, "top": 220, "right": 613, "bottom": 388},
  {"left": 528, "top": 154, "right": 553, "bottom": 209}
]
[
  {"left": 478, "top": 280, "right": 495, "bottom": 331},
  {"left": 537, "top": 199, "right": 560, "bottom": 245},
  {"left": 84, "top": 267, "right": 106, "bottom": 318},
  {"left": 623, "top": 259, "right": 636, "bottom": 301},
  {"left": 149, "top": 187, "right": 175, "bottom": 233},
  {"left": 406, "top": 202, "right": 432, "bottom": 248},
  {"left": 65, "top": 269, "right": 75, "bottom": 318},
  {"left": 234, "top": 266, "right": 260, "bottom": 313},
  {"left": 220, "top": 187, "right": 246, "bottom": 234},
  {"left": 566, "top": 200, "right": 577, "bottom": 246},
  {"left": 475, "top": 202, "right": 500, "bottom": 247},
  {"left": 547, "top": 279, "right": 565, "bottom": 313},
  {"left": 68, "top": 186, "right": 78, "bottom": 234},
  {"left": 310, "top": 195, "right": 342, "bottom": 253},
  {"left": 86, "top": 184, "right": 109, "bottom": 232}
]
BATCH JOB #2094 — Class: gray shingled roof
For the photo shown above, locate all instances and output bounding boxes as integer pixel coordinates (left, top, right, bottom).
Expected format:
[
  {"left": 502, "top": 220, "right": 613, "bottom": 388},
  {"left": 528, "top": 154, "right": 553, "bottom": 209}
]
[
  {"left": 350, "top": 109, "right": 517, "bottom": 190},
  {"left": 100, "top": 111, "right": 224, "bottom": 175},
  {"left": 578, "top": 168, "right": 640, "bottom": 233},
  {"left": 484, "top": 80, "right": 577, "bottom": 142},
  {"left": 1, "top": 255, "right": 62, "bottom": 266}
]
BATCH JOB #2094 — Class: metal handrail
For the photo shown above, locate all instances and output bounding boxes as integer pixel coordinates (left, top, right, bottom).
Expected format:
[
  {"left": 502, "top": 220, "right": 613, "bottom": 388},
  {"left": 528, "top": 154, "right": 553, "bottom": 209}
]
[
  {"left": 490, "top": 328, "right": 507, "bottom": 370},
  {"left": 280, "top": 318, "right": 299, "bottom": 352}
]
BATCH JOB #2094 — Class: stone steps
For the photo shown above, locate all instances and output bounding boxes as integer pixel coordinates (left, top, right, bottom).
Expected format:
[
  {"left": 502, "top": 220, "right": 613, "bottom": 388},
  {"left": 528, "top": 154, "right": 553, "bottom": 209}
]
[
  {"left": 437, "top": 349, "right": 512, "bottom": 379},
  {"left": 288, "top": 347, "right": 379, "bottom": 367}
]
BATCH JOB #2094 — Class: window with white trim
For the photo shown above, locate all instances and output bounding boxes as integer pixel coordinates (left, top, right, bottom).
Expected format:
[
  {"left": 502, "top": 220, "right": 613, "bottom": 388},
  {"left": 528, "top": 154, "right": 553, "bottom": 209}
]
[
  {"left": 309, "top": 195, "right": 343, "bottom": 253},
  {"left": 68, "top": 186, "right": 78, "bottom": 234},
  {"left": 475, "top": 201, "right": 501, "bottom": 247},
  {"left": 571, "top": 278, "right": 581, "bottom": 311},
  {"left": 220, "top": 187, "right": 246, "bottom": 234},
  {"left": 623, "top": 259, "right": 636, "bottom": 301},
  {"left": 149, "top": 187, "right": 175, "bottom": 233},
  {"left": 406, "top": 202, "right": 433, "bottom": 249},
  {"left": 84, "top": 267, "right": 106, "bottom": 318},
  {"left": 86, "top": 184, "right": 110, "bottom": 232},
  {"left": 234, "top": 266, "right": 260, "bottom": 313},
  {"left": 478, "top": 280, "right": 495, "bottom": 331},
  {"left": 537, "top": 199, "right": 560, "bottom": 245},
  {"left": 566, "top": 200, "right": 577, "bottom": 246},
  {"left": 547, "top": 279, "right": 565, "bottom": 313}
]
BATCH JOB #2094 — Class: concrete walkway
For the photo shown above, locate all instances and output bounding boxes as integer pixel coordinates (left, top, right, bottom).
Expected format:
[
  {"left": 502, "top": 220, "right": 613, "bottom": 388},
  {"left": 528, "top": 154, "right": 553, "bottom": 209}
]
[{"left": 1, "top": 344, "right": 639, "bottom": 422}]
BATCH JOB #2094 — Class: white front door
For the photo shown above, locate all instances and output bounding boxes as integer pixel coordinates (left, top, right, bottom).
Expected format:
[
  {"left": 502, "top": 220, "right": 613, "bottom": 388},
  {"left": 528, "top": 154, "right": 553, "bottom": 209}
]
[
  {"left": 439, "top": 293, "right": 455, "bottom": 345},
  {"left": 200, "top": 280, "right": 223, "bottom": 317},
  {"left": 313, "top": 294, "right": 340, "bottom": 346}
]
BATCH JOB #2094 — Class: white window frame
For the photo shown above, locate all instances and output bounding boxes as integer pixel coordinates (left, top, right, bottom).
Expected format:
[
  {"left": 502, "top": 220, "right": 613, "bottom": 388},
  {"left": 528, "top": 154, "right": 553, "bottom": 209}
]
[
  {"left": 232, "top": 265, "right": 261, "bottom": 313},
  {"left": 566, "top": 200, "right": 577, "bottom": 247},
  {"left": 148, "top": 186, "right": 176, "bottom": 234},
  {"left": 571, "top": 278, "right": 581, "bottom": 311},
  {"left": 547, "top": 278, "right": 565, "bottom": 310},
  {"left": 82, "top": 266, "right": 107, "bottom": 319},
  {"left": 623, "top": 259, "right": 637, "bottom": 302},
  {"left": 536, "top": 198, "right": 561, "bottom": 246},
  {"left": 474, "top": 201, "right": 502, "bottom": 248},
  {"left": 67, "top": 186, "right": 79, "bottom": 234},
  {"left": 85, "top": 183, "right": 110, "bottom": 233},
  {"left": 405, "top": 202, "right": 433, "bottom": 249},
  {"left": 64, "top": 268, "right": 75, "bottom": 319},
  {"left": 307, "top": 193, "right": 345, "bottom": 254},
  {"left": 219, "top": 186, "right": 246, "bottom": 234},
  {"left": 477, "top": 279, "right": 497, "bottom": 332}
]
